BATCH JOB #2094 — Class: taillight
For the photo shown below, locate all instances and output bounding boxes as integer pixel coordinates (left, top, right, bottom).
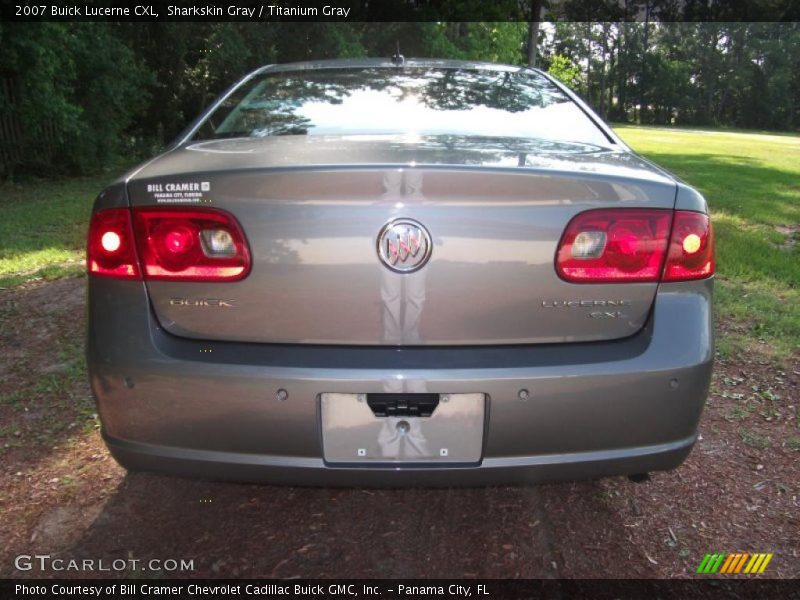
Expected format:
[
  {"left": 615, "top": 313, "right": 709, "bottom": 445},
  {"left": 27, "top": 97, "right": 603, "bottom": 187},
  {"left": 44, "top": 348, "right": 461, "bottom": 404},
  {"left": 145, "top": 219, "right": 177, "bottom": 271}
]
[
  {"left": 87, "top": 208, "right": 141, "bottom": 279},
  {"left": 133, "top": 207, "right": 250, "bottom": 281},
  {"left": 555, "top": 208, "right": 714, "bottom": 283},
  {"left": 662, "top": 211, "right": 714, "bottom": 281},
  {"left": 556, "top": 209, "right": 672, "bottom": 282}
]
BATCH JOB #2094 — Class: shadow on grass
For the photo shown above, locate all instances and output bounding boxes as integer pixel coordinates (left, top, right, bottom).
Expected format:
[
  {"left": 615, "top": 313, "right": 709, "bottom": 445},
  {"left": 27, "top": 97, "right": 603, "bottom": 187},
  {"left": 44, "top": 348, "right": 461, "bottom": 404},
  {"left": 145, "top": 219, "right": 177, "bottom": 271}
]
[{"left": 642, "top": 152, "right": 800, "bottom": 226}]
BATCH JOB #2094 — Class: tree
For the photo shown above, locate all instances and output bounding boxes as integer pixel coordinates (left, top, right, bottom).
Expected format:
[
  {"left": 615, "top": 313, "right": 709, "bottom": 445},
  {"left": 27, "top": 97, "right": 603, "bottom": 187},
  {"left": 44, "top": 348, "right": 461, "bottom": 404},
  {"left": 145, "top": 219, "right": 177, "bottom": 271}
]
[
  {"left": 527, "top": 0, "right": 544, "bottom": 67},
  {"left": 548, "top": 54, "right": 582, "bottom": 89},
  {"left": 0, "top": 23, "right": 150, "bottom": 175},
  {"left": 3, "top": 20, "right": 800, "bottom": 179}
]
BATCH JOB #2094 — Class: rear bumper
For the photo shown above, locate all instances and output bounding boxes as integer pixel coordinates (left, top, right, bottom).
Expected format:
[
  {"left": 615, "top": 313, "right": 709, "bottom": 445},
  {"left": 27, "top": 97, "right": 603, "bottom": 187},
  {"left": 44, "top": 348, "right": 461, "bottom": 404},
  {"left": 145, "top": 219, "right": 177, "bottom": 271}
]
[
  {"left": 87, "top": 278, "right": 713, "bottom": 486},
  {"left": 104, "top": 433, "right": 695, "bottom": 486}
]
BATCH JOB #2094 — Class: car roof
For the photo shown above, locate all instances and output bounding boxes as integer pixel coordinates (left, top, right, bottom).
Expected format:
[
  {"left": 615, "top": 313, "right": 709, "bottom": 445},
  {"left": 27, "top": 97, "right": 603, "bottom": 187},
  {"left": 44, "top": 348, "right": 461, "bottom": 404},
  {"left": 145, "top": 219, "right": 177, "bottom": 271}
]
[{"left": 254, "top": 57, "right": 541, "bottom": 75}]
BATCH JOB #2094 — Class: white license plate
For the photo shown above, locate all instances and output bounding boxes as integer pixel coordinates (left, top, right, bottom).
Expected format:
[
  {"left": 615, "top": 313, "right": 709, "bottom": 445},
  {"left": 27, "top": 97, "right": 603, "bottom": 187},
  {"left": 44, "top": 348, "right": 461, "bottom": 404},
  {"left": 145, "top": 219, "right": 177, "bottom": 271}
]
[{"left": 320, "top": 393, "right": 485, "bottom": 464}]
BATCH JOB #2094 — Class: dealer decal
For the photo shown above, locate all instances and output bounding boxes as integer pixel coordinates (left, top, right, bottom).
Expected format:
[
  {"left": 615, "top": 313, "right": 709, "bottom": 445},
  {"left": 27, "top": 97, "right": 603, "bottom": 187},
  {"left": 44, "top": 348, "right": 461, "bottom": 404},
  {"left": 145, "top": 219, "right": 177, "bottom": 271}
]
[{"left": 147, "top": 181, "right": 211, "bottom": 204}]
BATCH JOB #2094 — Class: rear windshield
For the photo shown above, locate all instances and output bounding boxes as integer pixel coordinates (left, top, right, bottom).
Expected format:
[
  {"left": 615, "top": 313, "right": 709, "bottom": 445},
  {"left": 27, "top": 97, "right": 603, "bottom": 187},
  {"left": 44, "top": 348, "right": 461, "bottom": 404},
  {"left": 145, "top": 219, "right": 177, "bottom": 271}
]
[{"left": 192, "top": 67, "right": 611, "bottom": 146}]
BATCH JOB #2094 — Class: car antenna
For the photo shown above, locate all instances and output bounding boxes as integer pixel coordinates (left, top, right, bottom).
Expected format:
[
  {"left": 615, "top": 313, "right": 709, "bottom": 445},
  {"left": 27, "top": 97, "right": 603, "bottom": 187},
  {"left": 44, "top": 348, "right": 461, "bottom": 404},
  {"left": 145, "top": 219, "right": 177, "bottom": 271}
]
[{"left": 391, "top": 41, "right": 404, "bottom": 66}]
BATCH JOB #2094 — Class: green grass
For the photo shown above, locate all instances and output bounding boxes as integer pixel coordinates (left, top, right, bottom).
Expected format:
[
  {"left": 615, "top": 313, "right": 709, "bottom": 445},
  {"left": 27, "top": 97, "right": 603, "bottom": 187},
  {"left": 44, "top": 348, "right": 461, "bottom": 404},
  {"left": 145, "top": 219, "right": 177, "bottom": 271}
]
[
  {"left": 738, "top": 427, "right": 771, "bottom": 449},
  {"left": 0, "top": 175, "right": 114, "bottom": 287},
  {"left": 614, "top": 125, "right": 800, "bottom": 359}
]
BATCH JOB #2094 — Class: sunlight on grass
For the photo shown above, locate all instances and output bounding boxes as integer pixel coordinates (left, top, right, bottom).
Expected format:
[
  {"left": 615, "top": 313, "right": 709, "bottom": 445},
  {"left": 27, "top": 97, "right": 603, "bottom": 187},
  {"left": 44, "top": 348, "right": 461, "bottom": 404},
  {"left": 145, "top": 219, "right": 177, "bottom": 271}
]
[
  {"left": 0, "top": 249, "right": 82, "bottom": 275},
  {"left": 0, "top": 176, "right": 110, "bottom": 287},
  {"left": 616, "top": 125, "right": 800, "bottom": 358}
]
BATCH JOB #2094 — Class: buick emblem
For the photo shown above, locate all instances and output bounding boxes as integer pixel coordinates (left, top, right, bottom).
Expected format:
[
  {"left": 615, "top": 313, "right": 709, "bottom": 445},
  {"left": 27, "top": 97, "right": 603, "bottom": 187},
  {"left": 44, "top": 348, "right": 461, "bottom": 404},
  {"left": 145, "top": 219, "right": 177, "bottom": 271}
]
[{"left": 377, "top": 219, "right": 432, "bottom": 273}]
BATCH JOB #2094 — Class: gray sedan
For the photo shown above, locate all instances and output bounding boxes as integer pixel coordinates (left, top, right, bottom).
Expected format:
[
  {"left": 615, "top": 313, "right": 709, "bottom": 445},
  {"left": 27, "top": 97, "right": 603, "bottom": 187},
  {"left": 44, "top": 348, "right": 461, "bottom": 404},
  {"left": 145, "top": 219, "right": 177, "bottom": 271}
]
[{"left": 86, "top": 58, "right": 714, "bottom": 485}]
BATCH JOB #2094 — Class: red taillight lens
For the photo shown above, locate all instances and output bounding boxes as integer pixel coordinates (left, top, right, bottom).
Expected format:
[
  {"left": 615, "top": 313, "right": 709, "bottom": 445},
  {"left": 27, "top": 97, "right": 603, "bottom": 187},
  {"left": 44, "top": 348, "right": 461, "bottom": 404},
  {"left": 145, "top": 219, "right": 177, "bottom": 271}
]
[
  {"left": 556, "top": 209, "right": 673, "bottom": 282},
  {"left": 133, "top": 207, "right": 250, "bottom": 281},
  {"left": 87, "top": 208, "right": 141, "bottom": 279},
  {"left": 556, "top": 208, "right": 714, "bottom": 283},
  {"left": 662, "top": 211, "right": 714, "bottom": 281}
]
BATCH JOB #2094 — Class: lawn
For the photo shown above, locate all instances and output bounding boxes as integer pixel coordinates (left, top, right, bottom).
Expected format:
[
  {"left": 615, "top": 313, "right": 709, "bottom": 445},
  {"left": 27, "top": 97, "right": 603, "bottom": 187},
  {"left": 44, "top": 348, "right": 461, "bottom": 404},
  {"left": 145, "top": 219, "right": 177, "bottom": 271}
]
[
  {"left": 0, "top": 127, "right": 798, "bottom": 356},
  {"left": 0, "top": 175, "right": 113, "bottom": 288},
  {"left": 614, "top": 125, "right": 800, "bottom": 359}
]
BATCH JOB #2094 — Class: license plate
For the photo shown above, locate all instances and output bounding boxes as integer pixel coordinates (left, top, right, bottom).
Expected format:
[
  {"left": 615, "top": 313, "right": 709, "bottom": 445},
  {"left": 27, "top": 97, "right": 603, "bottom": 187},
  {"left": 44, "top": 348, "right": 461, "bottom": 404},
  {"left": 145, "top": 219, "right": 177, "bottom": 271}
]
[{"left": 320, "top": 393, "right": 485, "bottom": 464}]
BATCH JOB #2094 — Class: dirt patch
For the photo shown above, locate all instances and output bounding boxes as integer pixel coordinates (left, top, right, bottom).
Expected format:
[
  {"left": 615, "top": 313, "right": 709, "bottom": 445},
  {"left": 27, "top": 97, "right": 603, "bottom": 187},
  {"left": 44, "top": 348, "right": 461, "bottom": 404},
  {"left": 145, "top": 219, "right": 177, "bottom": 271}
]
[
  {"left": 30, "top": 504, "right": 105, "bottom": 548},
  {"left": 584, "top": 355, "right": 799, "bottom": 578},
  {"left": 0, "top": 277, "right": 85, "bottom": 380},
  {"left": 0, "top": 277, "right": 797, "bottom": 578},
  {"left": 0, "top": 277, "right": 127, "bottom": 571},
  {"left": 774, "top": 224, "right": 799, "bottom": 251}
]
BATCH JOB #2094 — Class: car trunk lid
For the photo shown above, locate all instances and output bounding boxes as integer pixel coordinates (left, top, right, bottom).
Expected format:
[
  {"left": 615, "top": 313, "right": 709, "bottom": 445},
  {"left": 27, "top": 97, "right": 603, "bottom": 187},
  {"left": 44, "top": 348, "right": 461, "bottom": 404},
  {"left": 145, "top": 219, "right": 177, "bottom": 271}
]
[{"left": 127, "top": 135, "right": 676, "bottom": 345}]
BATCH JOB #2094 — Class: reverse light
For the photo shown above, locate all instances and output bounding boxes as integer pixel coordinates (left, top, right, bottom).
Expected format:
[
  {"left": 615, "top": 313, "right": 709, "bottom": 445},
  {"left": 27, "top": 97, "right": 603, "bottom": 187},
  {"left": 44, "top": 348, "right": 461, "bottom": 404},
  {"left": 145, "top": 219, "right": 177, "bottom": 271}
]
[
  {"left": 133, "top": 207, "right": 251, "bottom": 281},
  {"left": 571, "top": 231, "right": 607, "bottom": 259},
  {"left": 200, "top": 229, "right": 237, "bottom": 257},
  {"left": 87, "top": 208, "right": 141, "bottom": 279}
]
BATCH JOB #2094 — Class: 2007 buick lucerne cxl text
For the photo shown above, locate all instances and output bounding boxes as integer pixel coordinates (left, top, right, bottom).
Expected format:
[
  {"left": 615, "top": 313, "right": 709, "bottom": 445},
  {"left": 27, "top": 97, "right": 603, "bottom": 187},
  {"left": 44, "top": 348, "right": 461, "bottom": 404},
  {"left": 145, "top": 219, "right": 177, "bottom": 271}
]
[{"left": 86, "top": 58, "right": 714, "bottom": 485}]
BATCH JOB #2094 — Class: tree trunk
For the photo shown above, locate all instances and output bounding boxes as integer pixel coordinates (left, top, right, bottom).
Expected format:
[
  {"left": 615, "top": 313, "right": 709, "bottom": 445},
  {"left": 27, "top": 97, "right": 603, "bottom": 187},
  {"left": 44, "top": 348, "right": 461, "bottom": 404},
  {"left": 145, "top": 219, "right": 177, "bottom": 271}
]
[
  {"left": 609, "top": 28, "right": 618, "bottom": 118},
  {"left": 527, "top": 0, "right": 543, "bottom": 67},
  {"left": 639, "top": 4, "right": 651, "bottom": 123},
  {"left": 585, "top": 24, "right": 593, "bottom": 104},
  {"left": 598, "top": 23, "right": 610, "bottom": 118},
  {"left": 618, "top": 17, "right": 629, "bottom": 120}
]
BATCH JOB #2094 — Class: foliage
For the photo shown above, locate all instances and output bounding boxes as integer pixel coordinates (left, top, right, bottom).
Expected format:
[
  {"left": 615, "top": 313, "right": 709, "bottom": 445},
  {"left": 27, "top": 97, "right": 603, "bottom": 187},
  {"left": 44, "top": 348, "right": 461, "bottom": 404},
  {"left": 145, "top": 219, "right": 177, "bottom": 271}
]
[
  {"left": 539, "top": 21, "right": 800, "bottom": 129},
  {"left": 547, "top": 54, "right": 582, "bottom": 88},
  {"left": 1, "top": 20, "right": 799, "bottom": 177},
  {"left": 0, "top": 23, "right": 150, "bottom": 175}
]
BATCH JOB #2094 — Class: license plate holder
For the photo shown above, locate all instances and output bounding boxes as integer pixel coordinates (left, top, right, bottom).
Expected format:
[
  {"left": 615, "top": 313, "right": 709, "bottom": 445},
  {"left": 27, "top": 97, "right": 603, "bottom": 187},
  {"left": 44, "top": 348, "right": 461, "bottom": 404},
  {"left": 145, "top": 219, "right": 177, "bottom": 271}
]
[{"left": 320, "top": 393, "right": 485, "bottom": 464}]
